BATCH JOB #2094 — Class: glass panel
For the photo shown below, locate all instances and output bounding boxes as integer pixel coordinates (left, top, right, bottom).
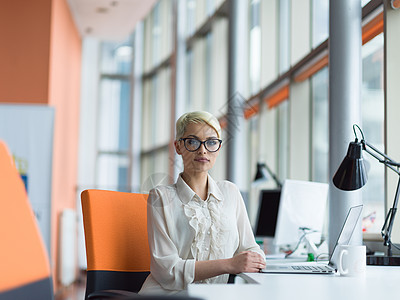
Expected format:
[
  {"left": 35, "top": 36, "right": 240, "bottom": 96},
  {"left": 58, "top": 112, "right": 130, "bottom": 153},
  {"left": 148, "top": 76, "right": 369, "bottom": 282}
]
[
  {"left": 278, "top": 0, "right": 290, "bottom": 73},
  {"left": 361, "top": 33, "right": 384, "bottom": 234},
  {"left": 140, "top": 153, "right": 154, "bottom": 192},
  {"left": 96, "top": 154, "right": 130, "bottom": 192},
  {"left": 141, "top": 79, "right": 153, "bottom": 150},
  {"left": 249, "top": 0, "right": 261, "bottom": 95},
  {"left": 311, "top": 67, "right": 329, "bottom": 183},
  {"left": 100, "top": 40, "right": 132, "bottom": 75},
  {"left": 154, "top": 68, "right": 171, "bottom": 146},
  {"left": 98, "top": 78, "right": 131, "bottom": 152},
  {"left": 312, "top": 0, "right": 329, "bottom": 48},
  {"left": 186, "top": 0, "right": 196, "bottom": 37},
  {"left": 154, "top": 148, "right": 170, "bottom": 174},
  {"left": 205, "top": 32, "right": 212, "bottom": 110},
  {"left": 206, "top": 0, "right": 215, "bottom": 16},
  {"left": 152, "top": 2, "right": 161, "bottom": 66},
  {"left": 186, "top": 49, "right": 193, "bottom": 111},
  {"left": 277, "top": 101, "right": 289, "bottom": 181}
]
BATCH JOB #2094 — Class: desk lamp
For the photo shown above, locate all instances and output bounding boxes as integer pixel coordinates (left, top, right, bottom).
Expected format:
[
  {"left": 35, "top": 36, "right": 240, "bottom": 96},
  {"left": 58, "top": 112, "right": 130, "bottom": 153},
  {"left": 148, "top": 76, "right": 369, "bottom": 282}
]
[
  {"left": 333, "top": 124, "right": 400, "bottom": 266},
  {"left": 253, "top": 162, "right": 282, "bottom": 188}
]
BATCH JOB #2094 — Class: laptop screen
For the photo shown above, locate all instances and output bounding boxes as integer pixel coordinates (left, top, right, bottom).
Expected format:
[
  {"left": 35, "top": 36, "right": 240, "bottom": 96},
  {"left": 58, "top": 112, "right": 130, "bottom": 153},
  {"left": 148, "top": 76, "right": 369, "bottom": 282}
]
[{"left": 329, "top": 205, "right": 363, "bottom": 266}]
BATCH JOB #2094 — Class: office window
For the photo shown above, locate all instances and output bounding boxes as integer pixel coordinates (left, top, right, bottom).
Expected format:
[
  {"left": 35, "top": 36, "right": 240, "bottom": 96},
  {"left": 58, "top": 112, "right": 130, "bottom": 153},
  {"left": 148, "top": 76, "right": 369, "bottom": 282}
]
[
  {"left": 249, "top": 0, "right": 261, "bottom": 95},
  {"left": 100, "top": 41, "right": 132, "bottom": 75},
  {"left": 312, "top": 0, "right": 329, "bottom": 48},
  {"left": 154, "top": 67, "right": 172, "bottom": 147},
  {"left": 277, "top": 100, "right": 289, "bottom": 181},
  {"left": 97, "top": 154, "right": 130, "bottom": 192},
  {"left": 96, "top": 40, "right": 133, "bottom": 192},
  {"left": 152, "top": 2, "right": 161, "bottom": 65},
  {"left": 311, "top": 67, "right": 329, "bottom": 183},
  {"left": 186, "top": 49, "right": 193, "bottom": 111},
  {"left": 186, "top": 0, "right": 196, "bottom": 37},
  {"left": 210, "top": 17, "right": 228, "bottom": 118},
  {"left": 143, "top": 14, "right": 153, "bottom": 73},
  {"left": 260, "top": 0, "right": 278, "bottom": 87},
  {"left": 205, "top": 32, "right": 213, "bottom": 110},
  {"left": 98, "top": 78, "right": 131, "bottom": 152},
  {"left": 189, "top": 38, "right": 207, "bottom": 111},
  {"left": 159, "top": 0, "right": 174, "bottom": 63},
  {"left": 140, "top": 70, "right": 172, "bottom": 188},
  {"left": 247, "top": 115, "right": 260, "bottom": 223},
  {"left": 278, "top": 0, "right": 291, "bottom": 74},
  {"left": 141, "top": 79, "right": 152, "bottom": 151},
  {"left": 258, "top": 102, "right": 278, "bottom": 176},
  {"left": 143, "top": 0, "right": 173, "bottom": 71},
  {"left": 361, "top": 33, "right": 384, "bottom": 234},
  {"left": 206, "top": 0, "right": 215, "bottom": 16},
  {"left": 291, "top": 0, "right": 310, "bottom": 65}
]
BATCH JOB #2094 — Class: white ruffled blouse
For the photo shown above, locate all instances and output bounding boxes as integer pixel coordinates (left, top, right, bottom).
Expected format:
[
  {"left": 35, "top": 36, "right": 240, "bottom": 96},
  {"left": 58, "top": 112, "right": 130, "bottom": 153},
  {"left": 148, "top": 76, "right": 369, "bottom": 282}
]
[{"left": 139, "top": 174, "right": 264, "bottom": 294}]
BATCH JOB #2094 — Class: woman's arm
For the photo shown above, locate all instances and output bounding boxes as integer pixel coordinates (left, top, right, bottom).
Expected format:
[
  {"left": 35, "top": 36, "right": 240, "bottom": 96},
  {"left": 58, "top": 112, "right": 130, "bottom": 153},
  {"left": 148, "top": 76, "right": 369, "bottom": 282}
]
[{"left": 194, "top": 251, "right": 266, "bottom": 281}]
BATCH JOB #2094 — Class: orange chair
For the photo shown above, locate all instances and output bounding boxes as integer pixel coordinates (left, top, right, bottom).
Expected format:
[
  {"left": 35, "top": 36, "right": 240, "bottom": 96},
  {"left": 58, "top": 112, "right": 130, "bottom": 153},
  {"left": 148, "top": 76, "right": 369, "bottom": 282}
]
[
  {"left": 0, "top": 140, "right": 53, "bottom": 300},
  {"left": 81, "top": 189, "right": 150, "bottom": 299}
]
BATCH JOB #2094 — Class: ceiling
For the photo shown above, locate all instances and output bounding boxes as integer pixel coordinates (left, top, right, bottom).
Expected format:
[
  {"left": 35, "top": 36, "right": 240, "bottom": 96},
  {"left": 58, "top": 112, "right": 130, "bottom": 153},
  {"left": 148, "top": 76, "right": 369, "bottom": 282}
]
[{"left": 67, "top": 0, "right": 157, "bottom": 42}]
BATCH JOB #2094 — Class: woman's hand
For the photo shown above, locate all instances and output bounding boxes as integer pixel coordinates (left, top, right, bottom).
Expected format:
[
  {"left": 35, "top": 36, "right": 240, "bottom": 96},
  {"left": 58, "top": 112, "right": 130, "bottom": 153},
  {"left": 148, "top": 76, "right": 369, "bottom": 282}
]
[{"left": 228, "top": 251, "right": 266, "bottom": 274}]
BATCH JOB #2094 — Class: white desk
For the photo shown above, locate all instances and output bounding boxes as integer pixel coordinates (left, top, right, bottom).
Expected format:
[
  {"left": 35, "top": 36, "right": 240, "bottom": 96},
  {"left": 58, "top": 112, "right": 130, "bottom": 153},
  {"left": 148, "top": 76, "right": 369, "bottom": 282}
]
[{"left": 188, "top": 266, "right": 400, "bottom": 300}]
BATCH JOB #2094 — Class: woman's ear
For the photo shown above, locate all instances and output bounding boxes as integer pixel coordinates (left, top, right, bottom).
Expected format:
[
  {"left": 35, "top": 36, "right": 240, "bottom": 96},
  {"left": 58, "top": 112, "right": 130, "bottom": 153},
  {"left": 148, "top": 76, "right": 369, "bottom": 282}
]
[{"left": 174, "top": 140, "right": 182, "bottom": 155}]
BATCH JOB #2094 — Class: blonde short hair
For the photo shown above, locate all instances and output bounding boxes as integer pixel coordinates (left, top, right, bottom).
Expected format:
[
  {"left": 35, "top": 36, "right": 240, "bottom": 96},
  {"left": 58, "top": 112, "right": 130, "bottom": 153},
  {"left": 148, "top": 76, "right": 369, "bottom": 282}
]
[{"left": 175, "top": 111, "right": 222, "bottom": 140}]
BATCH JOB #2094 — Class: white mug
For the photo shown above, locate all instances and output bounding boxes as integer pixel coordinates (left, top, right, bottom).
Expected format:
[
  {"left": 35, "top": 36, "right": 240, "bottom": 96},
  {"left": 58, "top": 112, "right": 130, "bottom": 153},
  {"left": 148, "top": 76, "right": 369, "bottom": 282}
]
[{"left": 337, "top": 245, "right": 366, "bottom": 277}]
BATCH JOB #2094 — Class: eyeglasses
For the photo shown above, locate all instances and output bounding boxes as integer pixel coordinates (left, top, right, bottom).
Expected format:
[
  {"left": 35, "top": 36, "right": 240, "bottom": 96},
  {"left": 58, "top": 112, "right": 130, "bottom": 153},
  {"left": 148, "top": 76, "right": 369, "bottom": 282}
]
[{"left": 179, "top": 138, "right": 222, "bottom": 152}]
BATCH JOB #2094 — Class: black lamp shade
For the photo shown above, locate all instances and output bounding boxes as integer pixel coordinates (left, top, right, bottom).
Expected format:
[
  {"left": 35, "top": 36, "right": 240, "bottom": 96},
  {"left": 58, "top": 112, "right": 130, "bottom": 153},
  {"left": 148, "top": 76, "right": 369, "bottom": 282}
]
[
  {"left": 333, "top": 141, "right": 368, "bottom": 191},
  {"left": 254, "top": 163, "right": 268, "bottom": 182}
]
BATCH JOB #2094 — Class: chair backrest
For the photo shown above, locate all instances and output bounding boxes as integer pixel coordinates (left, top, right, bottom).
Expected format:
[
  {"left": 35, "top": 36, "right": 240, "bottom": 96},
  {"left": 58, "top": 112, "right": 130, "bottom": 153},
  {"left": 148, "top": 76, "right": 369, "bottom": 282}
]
[
  {"left": 0, "top": 140, "right": 53, "bottom": 300},
  {"left": 81, "top": 189, "right": 150, "bottom": 299}
]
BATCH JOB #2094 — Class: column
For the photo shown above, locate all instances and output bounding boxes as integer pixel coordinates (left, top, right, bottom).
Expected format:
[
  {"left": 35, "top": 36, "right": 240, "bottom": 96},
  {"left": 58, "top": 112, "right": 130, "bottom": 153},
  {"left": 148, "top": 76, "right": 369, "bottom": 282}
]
[
  {"left": 227, "top": 0, "right": 248, "bottom": 192},
  {"left": 329, "top": 0, "right": 363, "bottom": 250}
]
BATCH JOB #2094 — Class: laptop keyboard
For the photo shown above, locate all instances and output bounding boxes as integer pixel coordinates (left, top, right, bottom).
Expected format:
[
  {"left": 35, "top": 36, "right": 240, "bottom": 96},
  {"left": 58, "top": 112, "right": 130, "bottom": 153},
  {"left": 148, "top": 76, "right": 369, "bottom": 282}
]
[{"left": 291, "top": 265, "right": 334, "bottom": 272}]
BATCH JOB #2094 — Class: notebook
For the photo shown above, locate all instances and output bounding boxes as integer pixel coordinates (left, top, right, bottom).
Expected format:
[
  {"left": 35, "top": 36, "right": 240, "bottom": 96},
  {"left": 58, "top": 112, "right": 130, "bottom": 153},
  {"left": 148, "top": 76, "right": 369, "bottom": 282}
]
[{"left": 260, "top": 204, "right": 363, "bottom": 274}]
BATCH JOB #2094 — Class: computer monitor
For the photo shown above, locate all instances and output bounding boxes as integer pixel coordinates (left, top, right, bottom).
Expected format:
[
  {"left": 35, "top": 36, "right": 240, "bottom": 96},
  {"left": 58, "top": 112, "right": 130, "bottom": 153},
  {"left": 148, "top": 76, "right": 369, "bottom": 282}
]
[
  {"left": 273, "top": 179, "right": 329, "bottom": 247},
  {"left": 255, "top": 189, "right": 281, "bottom": 237}
]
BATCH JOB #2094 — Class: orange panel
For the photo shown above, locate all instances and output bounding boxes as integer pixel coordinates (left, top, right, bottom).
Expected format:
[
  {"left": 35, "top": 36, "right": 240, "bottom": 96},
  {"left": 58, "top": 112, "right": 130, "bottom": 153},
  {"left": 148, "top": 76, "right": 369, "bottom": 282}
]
[
  {"left": 294, "top": 55, "right": 329, "bottom": 83},
  {"left": 81, "top": 190, "right": 150, "bottom": 272},
  {"left": 244, "top": 102, "right": 260, "bottom": 119},
  {"left": 0, "top": 141, "right": 51, "bottom": 293},
  {"left": 264, "top": 86, "right": 290, "bottom": 109},
  {"left": 362, "top": 12, "right": 384, "bottom": 45}
]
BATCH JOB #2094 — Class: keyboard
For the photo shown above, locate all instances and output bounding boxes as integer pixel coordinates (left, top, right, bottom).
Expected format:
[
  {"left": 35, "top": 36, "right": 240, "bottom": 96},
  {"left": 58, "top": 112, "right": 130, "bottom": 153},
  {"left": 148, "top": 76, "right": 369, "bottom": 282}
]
[{"left": 291, "top": 265, "right": 334, "bottom": 272}]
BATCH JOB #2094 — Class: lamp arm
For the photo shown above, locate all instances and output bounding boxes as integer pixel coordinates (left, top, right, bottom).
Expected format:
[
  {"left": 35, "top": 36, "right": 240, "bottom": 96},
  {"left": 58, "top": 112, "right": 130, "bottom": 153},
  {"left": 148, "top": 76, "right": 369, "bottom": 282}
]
[
  {"left": 381, "top": 178, "right": 399, "bottom": 255},
  {"left": 363, "top": 140, "right": 400, "bottom": 175},
  {"left": 362, "top": 140, "right": 400, "bottom": 256},
  {"left": 263, "top": 163, "right": 283, "bottom": 188}
]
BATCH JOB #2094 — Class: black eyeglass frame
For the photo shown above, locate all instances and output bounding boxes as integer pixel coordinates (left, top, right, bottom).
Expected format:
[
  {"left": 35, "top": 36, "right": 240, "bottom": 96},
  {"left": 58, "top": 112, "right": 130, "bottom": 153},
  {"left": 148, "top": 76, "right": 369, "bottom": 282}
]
[{"left": 179, "top": 138, "right": 222, "bottom": 152}]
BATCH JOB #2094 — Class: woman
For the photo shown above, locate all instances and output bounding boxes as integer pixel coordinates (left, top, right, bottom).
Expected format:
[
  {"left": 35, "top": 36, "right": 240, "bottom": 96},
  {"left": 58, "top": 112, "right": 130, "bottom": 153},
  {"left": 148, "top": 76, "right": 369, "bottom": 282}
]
[{"left": 139, "top": 111, "right": 266, "bottom": 294}]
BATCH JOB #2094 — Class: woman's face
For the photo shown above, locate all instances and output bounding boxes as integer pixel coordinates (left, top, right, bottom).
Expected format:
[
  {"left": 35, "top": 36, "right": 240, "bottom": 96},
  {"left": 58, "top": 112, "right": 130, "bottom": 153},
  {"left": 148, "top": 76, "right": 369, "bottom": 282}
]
[{"left": 175, "top": 122, "right": 220, "bottom": 175}]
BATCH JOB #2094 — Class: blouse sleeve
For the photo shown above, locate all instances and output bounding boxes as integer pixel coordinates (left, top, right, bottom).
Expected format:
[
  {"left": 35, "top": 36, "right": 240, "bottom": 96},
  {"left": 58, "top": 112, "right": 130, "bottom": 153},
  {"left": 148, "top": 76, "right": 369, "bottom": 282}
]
[
  {"left": 233, "top": 184, "right": 266, "bottom": 260},
  {"left": 147, "top": 188, "right": 196, "bottom": 291}
]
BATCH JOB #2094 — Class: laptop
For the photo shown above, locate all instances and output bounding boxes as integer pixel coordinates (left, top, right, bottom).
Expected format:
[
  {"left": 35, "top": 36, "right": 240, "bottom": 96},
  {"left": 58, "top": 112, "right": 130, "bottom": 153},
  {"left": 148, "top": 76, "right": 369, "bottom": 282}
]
[{"left": 260, "top": 204, "right": 363, "bottom": 274}]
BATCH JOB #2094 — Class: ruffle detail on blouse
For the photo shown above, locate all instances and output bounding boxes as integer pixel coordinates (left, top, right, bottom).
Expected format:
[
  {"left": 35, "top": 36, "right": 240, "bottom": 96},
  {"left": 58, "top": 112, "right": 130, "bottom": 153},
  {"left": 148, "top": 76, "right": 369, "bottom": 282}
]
[{"left": 183, "top": 196, "right": 227, "bottom": 284}]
